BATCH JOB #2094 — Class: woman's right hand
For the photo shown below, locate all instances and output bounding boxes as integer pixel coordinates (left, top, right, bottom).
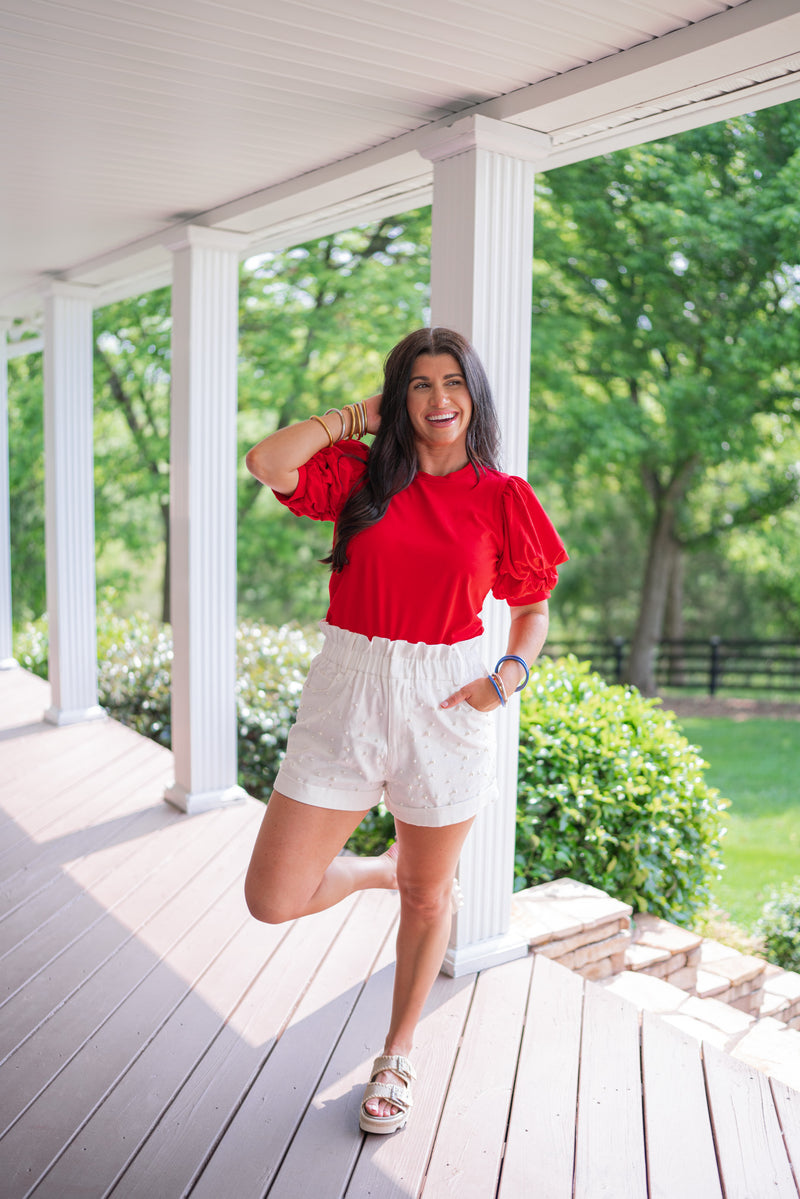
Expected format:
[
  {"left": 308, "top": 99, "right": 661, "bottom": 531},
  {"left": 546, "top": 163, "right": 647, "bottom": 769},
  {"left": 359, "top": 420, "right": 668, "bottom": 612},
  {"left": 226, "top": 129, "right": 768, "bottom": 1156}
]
[{"left": 363, "top": 393, "right": 382, "bottom": 435}]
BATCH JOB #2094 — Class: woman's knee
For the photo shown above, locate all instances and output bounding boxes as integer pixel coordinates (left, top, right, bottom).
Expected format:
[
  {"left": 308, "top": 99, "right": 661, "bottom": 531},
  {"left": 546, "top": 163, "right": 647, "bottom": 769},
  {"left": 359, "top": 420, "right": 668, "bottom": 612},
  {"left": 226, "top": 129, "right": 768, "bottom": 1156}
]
[
  {"left": 397, "top": 877, "right": 452, "bottom": 922},
  {"left": 244, "top": 872, "right": 301, "bottom": 925}
]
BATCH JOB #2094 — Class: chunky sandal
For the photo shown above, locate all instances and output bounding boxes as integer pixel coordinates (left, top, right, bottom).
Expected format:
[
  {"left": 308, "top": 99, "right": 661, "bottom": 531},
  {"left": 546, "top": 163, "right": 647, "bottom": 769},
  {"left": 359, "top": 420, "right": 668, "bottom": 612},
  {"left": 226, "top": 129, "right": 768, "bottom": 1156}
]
[{"left": 359, "top": 1054, "right": 417, "bottom": 1135}]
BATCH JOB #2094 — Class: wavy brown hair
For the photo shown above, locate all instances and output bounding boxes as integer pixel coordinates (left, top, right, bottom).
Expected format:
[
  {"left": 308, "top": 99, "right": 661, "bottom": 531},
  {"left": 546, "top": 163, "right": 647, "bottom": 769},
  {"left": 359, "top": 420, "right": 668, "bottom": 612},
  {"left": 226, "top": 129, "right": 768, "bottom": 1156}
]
[{"left": 326, "top": 327, "right": 501, "bottom": 572}]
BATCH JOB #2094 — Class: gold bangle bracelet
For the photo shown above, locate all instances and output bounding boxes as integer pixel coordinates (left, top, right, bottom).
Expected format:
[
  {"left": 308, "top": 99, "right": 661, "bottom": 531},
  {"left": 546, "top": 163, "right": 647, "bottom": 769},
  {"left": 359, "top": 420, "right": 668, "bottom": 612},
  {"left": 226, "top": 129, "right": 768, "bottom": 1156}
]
[
  {"left": 309, "top": 414, "right": 334, "bottom": 448},
  {"left": 324, "top": 408, "right": 345, "bottom": 441}
]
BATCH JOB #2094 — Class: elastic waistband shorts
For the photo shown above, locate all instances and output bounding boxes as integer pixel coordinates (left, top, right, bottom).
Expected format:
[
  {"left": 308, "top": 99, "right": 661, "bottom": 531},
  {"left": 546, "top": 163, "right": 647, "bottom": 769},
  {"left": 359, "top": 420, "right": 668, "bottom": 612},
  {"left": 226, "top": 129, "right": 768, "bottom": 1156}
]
[{"left": 273, "top": 622, "right": 499, "bottom": 827}]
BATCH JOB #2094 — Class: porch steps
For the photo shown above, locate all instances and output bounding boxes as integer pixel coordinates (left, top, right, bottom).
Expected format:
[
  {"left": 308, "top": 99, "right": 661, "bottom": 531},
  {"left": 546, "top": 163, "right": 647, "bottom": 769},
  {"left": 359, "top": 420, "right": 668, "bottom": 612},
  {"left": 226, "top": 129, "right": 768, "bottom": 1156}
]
[
  {"left": 511, "top": 879, "right": 800, "bottom": 1090},
  {"left": 600, "top": 968, "right": 800, "bottom": 1092},
  {"left": 626, "top": 912, "right": 800, "bottom": 1028}
]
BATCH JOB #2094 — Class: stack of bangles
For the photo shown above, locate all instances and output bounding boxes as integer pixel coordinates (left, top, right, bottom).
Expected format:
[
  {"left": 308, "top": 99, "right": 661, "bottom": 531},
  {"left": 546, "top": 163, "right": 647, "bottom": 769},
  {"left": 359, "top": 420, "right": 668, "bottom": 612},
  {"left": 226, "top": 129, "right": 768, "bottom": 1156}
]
[
  {"left": 488, "top": 655, "right": 530, "bottom": 708},
  {"left": 309, "top": 402, "right": 368, "bottom": 446}
]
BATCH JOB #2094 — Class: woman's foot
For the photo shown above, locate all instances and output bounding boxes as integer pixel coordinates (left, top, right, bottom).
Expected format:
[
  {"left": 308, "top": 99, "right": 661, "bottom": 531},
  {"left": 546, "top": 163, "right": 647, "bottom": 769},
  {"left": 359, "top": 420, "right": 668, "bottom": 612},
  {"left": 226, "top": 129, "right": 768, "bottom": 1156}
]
[
  {"left": 381, "top": 841, "right": 399, "bottom": 889},
  {"left": 360, "top": 1053, "right": 416, "bottom": 1131}
]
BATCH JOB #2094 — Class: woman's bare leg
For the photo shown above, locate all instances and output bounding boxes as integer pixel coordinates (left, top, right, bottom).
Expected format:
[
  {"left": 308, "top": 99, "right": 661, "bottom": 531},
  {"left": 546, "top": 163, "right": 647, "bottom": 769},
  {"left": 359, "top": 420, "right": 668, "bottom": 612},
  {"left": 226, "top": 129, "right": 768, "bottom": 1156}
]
[
  {"left": 364, "top": 815, "right": 475, "bottom": 1119},
  {"left": 244, "top": 791, "right": 397, "bottom": 924}
]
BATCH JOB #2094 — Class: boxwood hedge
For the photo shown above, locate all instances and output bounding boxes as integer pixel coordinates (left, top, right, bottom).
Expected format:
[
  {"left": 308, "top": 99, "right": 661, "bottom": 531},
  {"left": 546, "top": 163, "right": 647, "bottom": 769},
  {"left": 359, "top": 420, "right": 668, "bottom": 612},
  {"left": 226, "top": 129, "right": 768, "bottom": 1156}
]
[{"left": 516, "top": 655, "right": 728, "bottom": 922}]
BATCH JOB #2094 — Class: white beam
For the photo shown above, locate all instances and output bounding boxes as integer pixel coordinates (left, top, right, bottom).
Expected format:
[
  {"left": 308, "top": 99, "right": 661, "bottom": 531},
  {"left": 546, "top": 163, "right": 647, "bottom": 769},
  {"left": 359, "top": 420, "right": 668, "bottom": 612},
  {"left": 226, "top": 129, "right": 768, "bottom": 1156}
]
[
  {"left": 421, "top": 116, "right": 535, "bottom": 977},
  {"left": 480, "top": 0, "right": 800, "bottom": 130},
  {"left": 163, "top": 227, "right": 248, "bottom": 814},
  {"left": 0, "top": 323, "right": 17, "bottom": 669},
  {"left": 5, "top": 336, "right": 44, "bottom": 360},
  {"left": 43, "top": 284, "right": 104, "bottom": 724}
]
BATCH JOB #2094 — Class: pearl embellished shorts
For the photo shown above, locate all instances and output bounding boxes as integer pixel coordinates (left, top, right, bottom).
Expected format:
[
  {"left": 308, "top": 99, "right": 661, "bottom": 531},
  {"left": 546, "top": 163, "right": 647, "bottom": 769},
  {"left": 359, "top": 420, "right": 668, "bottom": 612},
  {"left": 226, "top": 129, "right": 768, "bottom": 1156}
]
[{"left": 273, "top": 622, "right": 499, "bottom": 828}]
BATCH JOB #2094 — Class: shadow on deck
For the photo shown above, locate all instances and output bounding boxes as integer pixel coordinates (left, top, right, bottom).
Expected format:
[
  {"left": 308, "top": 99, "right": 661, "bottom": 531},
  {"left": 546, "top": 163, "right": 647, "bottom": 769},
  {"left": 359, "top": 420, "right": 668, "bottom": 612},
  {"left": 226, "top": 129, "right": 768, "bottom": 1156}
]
[{"left": 1, "top": 668, "right": 799, "bottom": 1198}]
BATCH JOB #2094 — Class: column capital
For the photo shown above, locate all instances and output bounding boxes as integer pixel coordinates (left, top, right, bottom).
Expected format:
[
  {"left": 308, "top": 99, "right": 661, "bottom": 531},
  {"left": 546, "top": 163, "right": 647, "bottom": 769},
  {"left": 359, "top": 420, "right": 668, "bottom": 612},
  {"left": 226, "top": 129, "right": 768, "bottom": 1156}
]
[
  {"left": 40, "top": 280, "right": 98, "bottom": 303},
  {"left": 417, "top": 114, "right": 551, "bottom": 165},
  {"left": 161, "top": 224, "right": 250, "bottom": 256}
]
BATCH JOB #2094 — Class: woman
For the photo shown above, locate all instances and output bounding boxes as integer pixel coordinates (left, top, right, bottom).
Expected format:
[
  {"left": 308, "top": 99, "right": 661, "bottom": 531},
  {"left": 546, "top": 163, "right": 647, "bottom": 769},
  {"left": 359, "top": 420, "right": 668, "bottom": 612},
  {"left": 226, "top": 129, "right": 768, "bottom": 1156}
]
[{"left": 244, "top": 327, "right": 567, "bottom": 1135}]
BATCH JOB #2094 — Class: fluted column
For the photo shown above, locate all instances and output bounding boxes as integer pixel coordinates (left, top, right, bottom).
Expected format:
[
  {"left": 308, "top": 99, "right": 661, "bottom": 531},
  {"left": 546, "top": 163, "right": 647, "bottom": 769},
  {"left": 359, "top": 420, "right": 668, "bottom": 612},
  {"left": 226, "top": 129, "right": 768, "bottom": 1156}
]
[
  {"left": 163, "top": 227, "right": 248, "bottom": 813},
  {"left": 420, "top": 115, "right": 550, "bottom": 975},
  {"left": 43, "top": 285, "right": 104, "bottom": 724},
  {"left": 0, "top": 323, "right": 16, "bottom": 669}
]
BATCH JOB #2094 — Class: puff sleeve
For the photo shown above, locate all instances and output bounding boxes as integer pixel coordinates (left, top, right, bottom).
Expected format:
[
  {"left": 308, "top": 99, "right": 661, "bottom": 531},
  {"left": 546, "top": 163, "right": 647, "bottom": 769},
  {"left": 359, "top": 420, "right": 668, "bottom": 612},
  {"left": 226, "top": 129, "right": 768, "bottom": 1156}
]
[
  {"left": 492, "top": 476, "right": 568, "bottom": 605},
  {"left": 272, "top": 440, "right": 369, "bottom": 522}
]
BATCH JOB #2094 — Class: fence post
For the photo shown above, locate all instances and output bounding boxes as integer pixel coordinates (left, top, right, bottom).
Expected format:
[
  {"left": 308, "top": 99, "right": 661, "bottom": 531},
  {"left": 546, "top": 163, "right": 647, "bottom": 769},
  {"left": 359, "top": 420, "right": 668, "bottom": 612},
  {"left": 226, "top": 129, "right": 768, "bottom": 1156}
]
[
  {"left": 709, "top": 636, "right": 722, "bottom": 696},
  {"left": 613, "top": 636, "right": 625, "bottom": 684}
]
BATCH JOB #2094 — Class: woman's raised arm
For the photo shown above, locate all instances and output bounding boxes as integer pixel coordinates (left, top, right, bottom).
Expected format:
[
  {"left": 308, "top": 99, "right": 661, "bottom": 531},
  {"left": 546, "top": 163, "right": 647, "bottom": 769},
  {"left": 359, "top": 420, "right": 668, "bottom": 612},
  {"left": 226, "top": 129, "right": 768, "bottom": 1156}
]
[{"left": 245, "top": 396, "right": 381, "bottom": 496}]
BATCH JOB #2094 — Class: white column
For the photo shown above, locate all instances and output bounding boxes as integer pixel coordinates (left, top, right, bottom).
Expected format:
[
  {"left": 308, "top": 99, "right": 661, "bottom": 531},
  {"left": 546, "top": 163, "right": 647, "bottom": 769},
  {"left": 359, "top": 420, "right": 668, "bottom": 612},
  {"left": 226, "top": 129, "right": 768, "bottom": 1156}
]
[
  {"left": 0, "top": 323, "right": 17, "bottom": 669},
  {"left": 43, "top": 284, "right": 104, "bottom": 724},
  {"left": 163, "top": 227, "right": 248, "bottom": 814},
  {"left": 420, "top": 116, "right": 550, "bottom": 976}
]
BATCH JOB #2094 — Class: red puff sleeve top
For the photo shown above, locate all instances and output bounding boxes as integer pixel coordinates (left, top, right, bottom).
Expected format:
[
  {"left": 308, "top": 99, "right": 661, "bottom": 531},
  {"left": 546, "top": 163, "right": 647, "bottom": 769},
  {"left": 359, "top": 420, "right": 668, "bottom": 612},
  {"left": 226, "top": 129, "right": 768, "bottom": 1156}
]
[{"left": 274, "top": 440, "right": 568, "bottom": 646}]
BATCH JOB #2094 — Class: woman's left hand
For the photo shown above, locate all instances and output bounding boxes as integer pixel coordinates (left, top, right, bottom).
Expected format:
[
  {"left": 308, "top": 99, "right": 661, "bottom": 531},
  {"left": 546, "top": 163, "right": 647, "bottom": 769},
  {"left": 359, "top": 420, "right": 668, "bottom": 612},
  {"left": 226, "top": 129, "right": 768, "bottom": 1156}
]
[{"left": 440, "top": 676, "right": 502, "bottom": 712}]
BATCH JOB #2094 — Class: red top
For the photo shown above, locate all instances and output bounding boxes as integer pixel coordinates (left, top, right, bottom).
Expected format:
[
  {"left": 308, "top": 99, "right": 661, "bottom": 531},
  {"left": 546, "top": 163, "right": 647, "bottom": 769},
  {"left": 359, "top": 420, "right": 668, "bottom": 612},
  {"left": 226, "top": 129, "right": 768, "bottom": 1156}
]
[{"left": 275, "top": 440, "right": 568, "bottom": 646}]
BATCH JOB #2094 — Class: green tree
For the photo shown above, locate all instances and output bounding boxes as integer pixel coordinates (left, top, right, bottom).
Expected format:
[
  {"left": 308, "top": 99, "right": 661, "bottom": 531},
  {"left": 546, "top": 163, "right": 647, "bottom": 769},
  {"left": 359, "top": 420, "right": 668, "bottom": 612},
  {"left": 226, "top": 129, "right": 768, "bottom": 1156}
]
[
  {"left": 7, "top": 345, "right": 45, "bottom": 624},
  {"left": 93, "top": 289, "right": 172, "bottom": 620},
  {"left": 531, "top": 104, "right": 800, "bottom": 692}
]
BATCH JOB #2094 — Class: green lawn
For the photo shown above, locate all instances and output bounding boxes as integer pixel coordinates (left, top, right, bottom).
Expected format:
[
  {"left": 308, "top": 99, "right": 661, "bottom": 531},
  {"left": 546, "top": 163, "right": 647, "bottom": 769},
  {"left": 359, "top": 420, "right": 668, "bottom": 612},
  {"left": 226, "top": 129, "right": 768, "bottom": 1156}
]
[{"left": 678, "top": 717, "right": 799, "bottom": 928}]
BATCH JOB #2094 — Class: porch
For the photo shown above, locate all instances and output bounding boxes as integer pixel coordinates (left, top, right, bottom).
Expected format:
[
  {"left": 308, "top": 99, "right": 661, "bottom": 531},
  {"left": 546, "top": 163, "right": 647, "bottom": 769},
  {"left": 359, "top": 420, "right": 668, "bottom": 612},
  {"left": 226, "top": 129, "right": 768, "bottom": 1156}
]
[{"left": 2, "top": 668, "right": 799, "bottom": 1198}]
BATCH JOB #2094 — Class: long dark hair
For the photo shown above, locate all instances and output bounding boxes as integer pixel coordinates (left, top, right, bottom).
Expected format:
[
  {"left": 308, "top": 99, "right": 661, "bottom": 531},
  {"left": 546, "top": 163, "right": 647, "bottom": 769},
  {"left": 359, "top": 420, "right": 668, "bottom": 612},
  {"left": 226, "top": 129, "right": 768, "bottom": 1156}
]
[{"left": 326, "top": 327, "right": 501, "bottom": 572}]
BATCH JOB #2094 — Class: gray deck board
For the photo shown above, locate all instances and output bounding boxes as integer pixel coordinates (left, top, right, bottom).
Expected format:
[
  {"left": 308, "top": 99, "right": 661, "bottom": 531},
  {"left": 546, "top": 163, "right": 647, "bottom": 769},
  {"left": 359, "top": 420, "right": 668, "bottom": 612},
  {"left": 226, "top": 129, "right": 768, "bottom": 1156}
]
[{"left": 1, "top": 668, "right": 799, "bottom": 1199}]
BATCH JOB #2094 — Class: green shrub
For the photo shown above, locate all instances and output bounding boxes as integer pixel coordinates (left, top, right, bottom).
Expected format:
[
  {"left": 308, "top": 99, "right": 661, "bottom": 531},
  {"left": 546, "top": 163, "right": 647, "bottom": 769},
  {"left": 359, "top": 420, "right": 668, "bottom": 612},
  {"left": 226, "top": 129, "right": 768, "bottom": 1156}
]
[
  {"left": 516, "top": 655, "right": 728, "bottom": 922},
  {"left": 756, "top": 880, "right": 800, "bottom": 971},
  {"left": 235, "top": 620, "right": 321, "bottom": 799},
  {"left": 13, "top": 614, "right": 48, "bottom": 677},
  {"left": 14, "top": 601, "right": 320, "bottom": 799}
]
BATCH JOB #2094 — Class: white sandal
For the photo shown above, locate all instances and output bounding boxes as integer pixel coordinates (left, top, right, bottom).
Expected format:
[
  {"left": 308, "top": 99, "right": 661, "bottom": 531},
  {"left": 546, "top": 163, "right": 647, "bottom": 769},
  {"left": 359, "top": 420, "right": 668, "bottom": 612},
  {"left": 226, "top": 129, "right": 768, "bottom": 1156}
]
[{"left": 359, "top": 1054, "right": 417, "bottom": 1134}]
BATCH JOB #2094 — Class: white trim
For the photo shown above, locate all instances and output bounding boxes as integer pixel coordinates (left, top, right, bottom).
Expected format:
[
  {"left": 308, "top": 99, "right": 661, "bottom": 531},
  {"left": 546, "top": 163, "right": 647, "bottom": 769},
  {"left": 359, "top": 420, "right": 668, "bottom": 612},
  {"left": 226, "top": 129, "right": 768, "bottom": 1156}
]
[
  {"left": 442, "top": 932, "right": 529, "bottom": 979},
  {"left": 160, "top": 226, "right": 250, "bottom": 255},
  {"left": 417, "top": 115, "right": 550, "bottom": 165}
]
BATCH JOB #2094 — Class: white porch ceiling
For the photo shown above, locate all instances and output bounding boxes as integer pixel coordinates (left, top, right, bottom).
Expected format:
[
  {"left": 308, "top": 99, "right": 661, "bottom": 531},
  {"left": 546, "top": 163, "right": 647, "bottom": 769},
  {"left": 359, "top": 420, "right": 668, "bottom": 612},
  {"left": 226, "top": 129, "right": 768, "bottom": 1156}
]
[{"left": 2, "top": 0, "right": 800, "bottom": 323}]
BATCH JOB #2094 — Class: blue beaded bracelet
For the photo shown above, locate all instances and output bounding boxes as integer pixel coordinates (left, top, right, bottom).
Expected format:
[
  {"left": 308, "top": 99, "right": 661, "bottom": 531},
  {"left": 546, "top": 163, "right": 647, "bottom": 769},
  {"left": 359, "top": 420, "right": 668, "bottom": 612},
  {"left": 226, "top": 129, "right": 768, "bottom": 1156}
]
[
  {"left": 495, "top": 654, "right": 530, "bottom": 693},
  {"left": 487, "top": 673, "right": 506, "bottom": 707}
]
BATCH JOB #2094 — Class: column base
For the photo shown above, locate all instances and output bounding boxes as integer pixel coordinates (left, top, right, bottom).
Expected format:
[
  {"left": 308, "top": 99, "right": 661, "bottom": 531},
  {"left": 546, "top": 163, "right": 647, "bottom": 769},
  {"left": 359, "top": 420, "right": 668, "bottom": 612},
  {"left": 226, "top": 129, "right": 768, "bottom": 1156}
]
[
  {"left": 164, "top": 781, "right": 248, "bottom": 815},
  {"left": 0, "top": 656, "right": 19, "bottom": 670},
  {"left": 441, "top": 930, "right": 529, "bottom": 978},
  {"left": 44, "top": 703, "right": 106, "bottom": 726}
]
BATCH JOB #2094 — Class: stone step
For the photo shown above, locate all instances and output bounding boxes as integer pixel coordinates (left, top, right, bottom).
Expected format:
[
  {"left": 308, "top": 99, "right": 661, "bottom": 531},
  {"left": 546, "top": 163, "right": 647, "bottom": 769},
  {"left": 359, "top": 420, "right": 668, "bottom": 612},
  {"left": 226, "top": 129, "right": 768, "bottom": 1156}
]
[
  {"left": 760, "top": 964, "right": 800, "bottom": 1027},
  {"left": 600, "top": 969, "right": 800, "bottom": 1092},
  {"left": 510, "top": 878, "right": 632, "bottom": 981},
  {"left": 625, "top": 912, "right": 701, "bottom": 989}
]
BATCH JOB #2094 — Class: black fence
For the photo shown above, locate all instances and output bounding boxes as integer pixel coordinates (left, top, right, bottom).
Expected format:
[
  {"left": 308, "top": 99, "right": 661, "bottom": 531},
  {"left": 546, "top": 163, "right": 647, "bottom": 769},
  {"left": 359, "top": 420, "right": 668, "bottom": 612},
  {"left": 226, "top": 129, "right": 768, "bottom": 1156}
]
[{"left": 542, "top": 638, "right": 800, "bottom": 696}]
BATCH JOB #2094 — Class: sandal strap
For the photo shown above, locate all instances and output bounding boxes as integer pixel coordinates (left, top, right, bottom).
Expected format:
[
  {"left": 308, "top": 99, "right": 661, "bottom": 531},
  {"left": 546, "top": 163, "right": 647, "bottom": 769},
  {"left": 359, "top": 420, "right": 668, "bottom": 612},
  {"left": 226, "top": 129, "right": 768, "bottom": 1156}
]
[
  {"left": 361, "top": 1081, "right": 412, "bottom": 1111},
  {"left": 370, "top": 1054, "right": 417, "bottom": 1084}
]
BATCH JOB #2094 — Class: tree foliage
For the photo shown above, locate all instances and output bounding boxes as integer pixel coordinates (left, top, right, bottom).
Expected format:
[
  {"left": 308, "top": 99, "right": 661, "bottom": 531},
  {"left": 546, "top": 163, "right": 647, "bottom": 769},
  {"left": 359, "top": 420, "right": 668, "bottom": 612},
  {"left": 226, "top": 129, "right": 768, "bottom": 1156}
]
[{"left": 531, "top": 104, "right": 800, "bottom": 689}]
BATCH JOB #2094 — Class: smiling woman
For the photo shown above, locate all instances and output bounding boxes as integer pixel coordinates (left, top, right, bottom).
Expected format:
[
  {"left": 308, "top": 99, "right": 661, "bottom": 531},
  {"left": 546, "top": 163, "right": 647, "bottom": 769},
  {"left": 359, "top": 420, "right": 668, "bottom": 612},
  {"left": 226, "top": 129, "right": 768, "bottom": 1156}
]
[
  {"left": 405, "top": 354, "right": 473, "bottom": 470},
  {"left": 243, "top": 325, "right": 567, "bottom": 1135}
]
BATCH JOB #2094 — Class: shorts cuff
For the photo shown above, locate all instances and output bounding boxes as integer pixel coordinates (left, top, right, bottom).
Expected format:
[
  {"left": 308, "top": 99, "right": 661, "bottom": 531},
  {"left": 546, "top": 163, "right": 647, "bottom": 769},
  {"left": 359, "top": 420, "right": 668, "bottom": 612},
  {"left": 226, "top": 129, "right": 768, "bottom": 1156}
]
[
  {"left": 387, "top": 781, "right": 498, "bottom": 828},
  {"left": 274, "top": 766, "right": 383, "bottom": 812}
]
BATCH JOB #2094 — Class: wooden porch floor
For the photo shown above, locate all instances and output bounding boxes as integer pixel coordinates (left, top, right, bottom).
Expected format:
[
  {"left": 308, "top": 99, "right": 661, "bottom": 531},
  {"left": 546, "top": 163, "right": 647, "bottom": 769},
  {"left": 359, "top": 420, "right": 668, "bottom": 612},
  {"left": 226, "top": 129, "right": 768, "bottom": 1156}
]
[{"left": 1, "top": 667, "right": 799, "bottom": 1199}]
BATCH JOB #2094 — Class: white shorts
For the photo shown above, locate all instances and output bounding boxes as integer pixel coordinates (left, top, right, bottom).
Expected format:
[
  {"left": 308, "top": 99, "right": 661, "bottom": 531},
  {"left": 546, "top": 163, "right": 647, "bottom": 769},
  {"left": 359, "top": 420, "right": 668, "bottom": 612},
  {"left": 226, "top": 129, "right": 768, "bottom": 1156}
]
[{"left": 274, "top": 622, "right": 499, "bottom": 828}]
